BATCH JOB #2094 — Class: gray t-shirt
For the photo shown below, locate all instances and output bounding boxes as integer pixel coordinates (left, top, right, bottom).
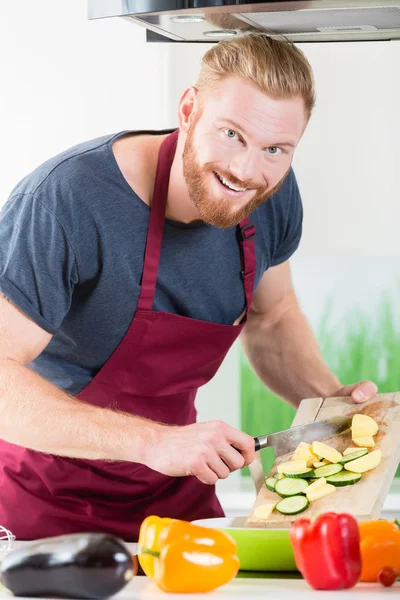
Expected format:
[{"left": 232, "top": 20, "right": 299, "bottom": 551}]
[{"left": 0, "top": 130, "right": 303, "bottom": 395}]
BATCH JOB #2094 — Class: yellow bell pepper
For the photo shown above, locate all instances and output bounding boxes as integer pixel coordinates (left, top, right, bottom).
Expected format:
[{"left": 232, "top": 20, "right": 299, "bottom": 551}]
[
  {"left": 138, "top": 517, "right": 240, "bottom": 593},
  {"left": 138, "top": 515, "right": 175, "bottom": 578}
]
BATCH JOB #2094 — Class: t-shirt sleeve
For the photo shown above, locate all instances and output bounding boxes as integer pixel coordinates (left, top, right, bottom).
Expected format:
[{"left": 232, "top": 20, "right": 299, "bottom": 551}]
[
  {"left": 270, "top": 168, "right": 303, "bottom": 267},
  {"left": 0, "top": 193, "right": 79, "bottom": 334}
]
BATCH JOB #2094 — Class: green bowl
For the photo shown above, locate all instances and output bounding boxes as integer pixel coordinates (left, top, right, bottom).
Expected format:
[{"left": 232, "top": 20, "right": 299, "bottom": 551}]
[{"left": 192, "top": 517, "right": 298, "bottom": 572}]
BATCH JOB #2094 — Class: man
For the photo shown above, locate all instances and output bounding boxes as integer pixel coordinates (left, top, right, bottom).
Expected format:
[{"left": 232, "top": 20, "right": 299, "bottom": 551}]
[{"left": 0, "top": 33, "right": 376, "bottom": 541}]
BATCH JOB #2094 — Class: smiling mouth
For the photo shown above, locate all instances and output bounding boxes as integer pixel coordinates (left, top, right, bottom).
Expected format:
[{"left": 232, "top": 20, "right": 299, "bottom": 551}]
[{"left": 214, "top": 172, "right": 248, "bottom": 193}]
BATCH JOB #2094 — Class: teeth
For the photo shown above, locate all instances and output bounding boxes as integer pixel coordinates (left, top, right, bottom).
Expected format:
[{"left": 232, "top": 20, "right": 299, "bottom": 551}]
[{"left": 216, "top": 173, "right": 246, "bottom": 192}]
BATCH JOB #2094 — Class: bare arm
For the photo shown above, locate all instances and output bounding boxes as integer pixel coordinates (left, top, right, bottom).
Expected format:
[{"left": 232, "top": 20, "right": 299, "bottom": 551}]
[
  {"left": 240, "top": 262, "right": 341, "bottom": 407},
  {"left": 0, "top": 294, "right": 254, "bottom": 483},
  {"left": 0, "top": 293, "right": 157, "bottom": 462}
]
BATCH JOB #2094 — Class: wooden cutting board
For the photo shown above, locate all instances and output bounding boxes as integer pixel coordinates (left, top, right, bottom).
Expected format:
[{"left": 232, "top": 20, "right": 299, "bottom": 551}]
[{"left": 246, "top": 392, "right": 400, "bottom": 528}]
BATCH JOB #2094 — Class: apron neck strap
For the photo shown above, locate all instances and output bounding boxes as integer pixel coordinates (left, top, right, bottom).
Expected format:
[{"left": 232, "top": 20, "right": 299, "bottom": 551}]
[
  {"left": 137, "top": 129, "right": 257, "bottom": 315},
  {"left": 137, "top": 130, "right": 179, "bottom": 311},
  {"left": 237, "top": 218, "right": 256, "bottom": 320}
]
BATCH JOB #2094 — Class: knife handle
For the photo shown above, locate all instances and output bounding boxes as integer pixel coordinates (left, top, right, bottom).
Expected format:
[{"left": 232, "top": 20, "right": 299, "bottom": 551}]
[
  {"left": 254, "top": 435, "right": 270, "bottom": 452},
  {"left": 233, "top": 437, "right": 263, "bottom": 454}
]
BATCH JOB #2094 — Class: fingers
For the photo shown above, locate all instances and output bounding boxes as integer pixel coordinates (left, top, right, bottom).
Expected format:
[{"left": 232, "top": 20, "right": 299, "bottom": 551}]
[
  {"left": 222, "top": 424, "right": 255, "bottom": 466},
  {"left": 188, "top": 421, "right": 255, "bottom": 484},
  {"left": 164, "top": 421, "right": 256, "bottom": 485},
  {"left": 191, "top": 462, "right": 221, "bottom": 486},
  {"left": 351, "top": 381, "right": 378, "bottom": 403},
  {"left": 219, "top": 444, "right": 246, "bottom": 471},
  {"left": 206, "top": 454, "right": 231, "bottom": 481},
  {"left": 190, "top": 450, "right": 234, "bottom": 485},
  {"left": 335, "top": 381, "right": 378, "bottom": 404},
  {"left": 202, "top": 420, "right": 255, "bottom": 466},
  {"left": 192, "top": 447, "right": 245, "bottom": 485}
]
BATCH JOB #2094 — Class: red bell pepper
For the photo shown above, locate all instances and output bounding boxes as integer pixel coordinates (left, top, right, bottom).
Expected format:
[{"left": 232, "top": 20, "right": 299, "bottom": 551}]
[{"left": 290, "top": 512, "right": 361, "bottom": 590}]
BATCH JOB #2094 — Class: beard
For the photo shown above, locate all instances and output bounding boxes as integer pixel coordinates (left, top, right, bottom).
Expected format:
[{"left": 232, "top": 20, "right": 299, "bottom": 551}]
[{"left": 182, "top": 122, "right": 288, "bottom": 228}]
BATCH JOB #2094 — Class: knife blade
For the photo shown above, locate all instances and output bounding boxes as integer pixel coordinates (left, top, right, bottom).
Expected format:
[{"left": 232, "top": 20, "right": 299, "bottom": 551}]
[{"left": 254, "top": 415, "right": 352, "bottom": 455}]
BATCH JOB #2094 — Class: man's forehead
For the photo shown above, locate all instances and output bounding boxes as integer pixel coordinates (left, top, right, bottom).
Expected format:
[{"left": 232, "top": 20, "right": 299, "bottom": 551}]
[
  {"left": 201, "top": 92, "right": 306, "bottom": 142},
  {"left": 201, "top": 78, "right": 305, "bottom": 120}
]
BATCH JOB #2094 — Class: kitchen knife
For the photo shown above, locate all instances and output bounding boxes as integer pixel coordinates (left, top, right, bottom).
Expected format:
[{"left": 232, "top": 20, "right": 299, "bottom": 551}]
[{"left": 253, "top": 415, "right": 352, "bottom": 455}]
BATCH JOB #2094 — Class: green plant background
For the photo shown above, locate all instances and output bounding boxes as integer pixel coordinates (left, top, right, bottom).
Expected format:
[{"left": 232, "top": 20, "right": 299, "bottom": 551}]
[{"left": 241, "top": 292, "right": 400, "bottom": 478}]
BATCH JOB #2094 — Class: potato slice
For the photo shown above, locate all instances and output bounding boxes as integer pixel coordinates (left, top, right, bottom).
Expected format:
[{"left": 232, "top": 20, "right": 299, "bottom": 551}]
[
  {"left": 313, "top": 459, "right": 330, "bottom": 468},
  {"left": 312, "top": 441, "right": 342, "bottom": 464},
  {"left": 344, "top": 449, "right": 382, "bottom": 473},
  {"left": 351, "top": 414, "right": 379, "bottom": 439},
  {"left": 306, "top": 483, "right": 336, "bottom": 502},
  {"left": 343, "top": 447, "right": 367, "bottom": 456},
  {"left": 291, "top": 442, "right": 319, "bottom": 468},
  {"left": 254, "top": 503, "right": 276, "bottom": 520},
  {"left": 277, "top": 460, "right": 307, "bottom": 474},
  {"left": 306, "top": 477, "right": 327, "bottom": 494},
  {"left": 353, "top": 436, "right": 375, "bottom": 448}
]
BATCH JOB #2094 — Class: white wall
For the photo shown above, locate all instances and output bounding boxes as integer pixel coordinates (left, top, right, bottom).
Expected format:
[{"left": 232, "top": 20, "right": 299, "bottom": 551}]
[
  {"left": 0, "top": 0, "right": 172, "bottom": 199},
  {"left": 1, "top": 2, "right": 400, "bottom": 441}
]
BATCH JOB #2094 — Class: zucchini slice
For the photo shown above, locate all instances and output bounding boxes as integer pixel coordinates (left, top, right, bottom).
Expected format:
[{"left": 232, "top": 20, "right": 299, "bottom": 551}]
[
  {"left": 326, "top": 471, "right": 362, "bottom": 486},
  {"left": 265, "top": 477, "right": 277, "bottom": 492},
  {"left": 275, "top": 495, "right": 309, "bottom": 515},
  {"left": 275, "top": 477, "right": 309, "bottom": 498},
  {"left": 339, "top": 449, "right": 368, "bottom": 464},
  {"left": 283, "top": 468, "right": 314, "bottom": 479},
  {"left": 312, "top": 463, "right": 343, "bottom": 478}
]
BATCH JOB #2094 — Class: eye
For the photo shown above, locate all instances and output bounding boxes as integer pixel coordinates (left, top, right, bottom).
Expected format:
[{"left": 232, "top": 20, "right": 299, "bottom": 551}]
[
  {"left": 223, "top": 129, "right": 239, "bottom": 140},
  {"left": 266, "top": 146, "right": 282, "bottom": 156}
]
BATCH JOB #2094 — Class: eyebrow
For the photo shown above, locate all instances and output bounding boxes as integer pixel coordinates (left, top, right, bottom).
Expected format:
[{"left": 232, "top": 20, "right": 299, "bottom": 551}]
[{"left": 219, "top": 119, "right": 296, "bottom": 149}]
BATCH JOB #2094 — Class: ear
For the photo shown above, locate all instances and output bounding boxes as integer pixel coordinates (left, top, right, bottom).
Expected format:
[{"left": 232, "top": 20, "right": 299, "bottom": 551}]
[{"left": 178, "top": 86, "right": 200, "bottom": 132}]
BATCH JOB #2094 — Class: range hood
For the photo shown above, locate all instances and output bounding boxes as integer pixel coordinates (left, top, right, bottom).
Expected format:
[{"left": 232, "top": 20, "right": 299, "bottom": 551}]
[{"left": 88, "top": 1, "right": 400, "bottom": 43}]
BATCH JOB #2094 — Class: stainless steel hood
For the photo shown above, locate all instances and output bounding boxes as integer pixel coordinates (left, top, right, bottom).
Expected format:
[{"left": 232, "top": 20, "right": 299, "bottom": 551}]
[{"left": 88, "top": 1, "right": 400, "bottom": 43}]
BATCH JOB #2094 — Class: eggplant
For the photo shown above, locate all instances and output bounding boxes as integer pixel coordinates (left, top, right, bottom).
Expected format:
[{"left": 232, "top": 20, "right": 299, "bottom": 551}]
[{"left": 0, "top": 532, "right": 137, "bottom": 599}]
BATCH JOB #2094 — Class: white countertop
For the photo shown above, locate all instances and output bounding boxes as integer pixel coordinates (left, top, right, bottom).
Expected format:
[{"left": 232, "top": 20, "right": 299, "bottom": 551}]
[
  {"left": 2, "top": 571, "right": 398, "bottom": 600},
  {"left": 112, "top": 577, "right": 399, "bottom": 599},
  {"left": 2, "top": 542, "right": 398, "bottom": 599},
  {"left": 1, "top": 579, "right": 398, "bottom": 600}
]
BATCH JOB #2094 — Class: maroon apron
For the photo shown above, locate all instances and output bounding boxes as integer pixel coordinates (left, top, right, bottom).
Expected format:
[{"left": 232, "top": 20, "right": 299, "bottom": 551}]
[{"left": 0, "top": 130, "right": 256, "bottom": 541}]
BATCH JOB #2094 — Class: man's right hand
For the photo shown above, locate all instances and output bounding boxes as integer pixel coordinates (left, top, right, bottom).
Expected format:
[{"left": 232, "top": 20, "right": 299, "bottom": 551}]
[{"left": 144, "top": 420, "right": 255, "bottom": 485}]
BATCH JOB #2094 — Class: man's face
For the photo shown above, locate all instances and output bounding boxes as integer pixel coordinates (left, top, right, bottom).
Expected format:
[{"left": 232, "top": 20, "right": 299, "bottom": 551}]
[{"left": 182, "top": 76, "right": 307, "bottom": 228}]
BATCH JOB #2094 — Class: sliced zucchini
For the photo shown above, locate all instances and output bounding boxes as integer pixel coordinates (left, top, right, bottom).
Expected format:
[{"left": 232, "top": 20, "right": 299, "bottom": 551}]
[
  {"left": 313, "top": 460, "right": 329, "bottom": 468},
  {"left": 283, "top": 468, "right": 314, "bottom": 479},
  {"left": 274, "top": 477, "right": 309, "bottom": 498},
  {"left": 274, "top": 473, "right": 285, "bottom": 480},
  {"left": 326, "top": 471, "right": 362, "bottom": 487},
  {"left": 265, "top": 477, "right": 277, "bottom": 492},
  {"left": 312, "top": 463, "right": 343, "bottom": 478},
  {"left": 275, "top": 495, "right": 309, "bottom": 515},
  {"left": 277, "top": 460, "right": 307, "bottom": 475},
  {"left": 339, "top": 449, "right": 368, "bottom": 464}
]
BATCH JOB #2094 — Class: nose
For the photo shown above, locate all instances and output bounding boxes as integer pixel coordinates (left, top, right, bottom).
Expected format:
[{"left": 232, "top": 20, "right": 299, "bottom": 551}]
[{"left": 228, "top": 147, "right": 263, "bottom": 186}]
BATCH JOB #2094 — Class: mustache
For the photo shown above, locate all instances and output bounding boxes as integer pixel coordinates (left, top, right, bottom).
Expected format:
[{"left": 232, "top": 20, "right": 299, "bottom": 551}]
[{"left": 206, "top": 165, "right": 265, "bottom": 191}]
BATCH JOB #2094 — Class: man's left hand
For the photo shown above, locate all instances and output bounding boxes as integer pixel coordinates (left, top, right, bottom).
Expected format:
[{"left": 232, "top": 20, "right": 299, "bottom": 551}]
[{"left": 332, "top": 381, "right": 378, "bottom": 404}]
